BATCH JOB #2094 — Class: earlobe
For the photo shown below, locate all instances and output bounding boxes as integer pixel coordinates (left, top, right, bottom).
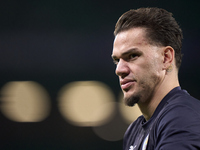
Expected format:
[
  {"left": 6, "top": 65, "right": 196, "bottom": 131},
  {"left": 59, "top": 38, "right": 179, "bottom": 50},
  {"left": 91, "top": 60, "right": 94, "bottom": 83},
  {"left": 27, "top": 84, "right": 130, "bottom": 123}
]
[{"left": 163, "top": 46, "right": 174, "bottom": 71}]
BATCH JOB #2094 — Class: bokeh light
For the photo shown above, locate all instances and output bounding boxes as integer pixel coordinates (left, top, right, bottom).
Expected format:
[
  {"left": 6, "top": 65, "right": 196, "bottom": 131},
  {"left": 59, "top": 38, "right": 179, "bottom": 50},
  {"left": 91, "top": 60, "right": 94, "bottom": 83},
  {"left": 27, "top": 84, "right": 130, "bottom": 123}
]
[
  {"left": 0, "top": 81, "right": 51, "bottom": 122},
  {"left": 58, "top": 81, "right": 116, "bottom": 127}
]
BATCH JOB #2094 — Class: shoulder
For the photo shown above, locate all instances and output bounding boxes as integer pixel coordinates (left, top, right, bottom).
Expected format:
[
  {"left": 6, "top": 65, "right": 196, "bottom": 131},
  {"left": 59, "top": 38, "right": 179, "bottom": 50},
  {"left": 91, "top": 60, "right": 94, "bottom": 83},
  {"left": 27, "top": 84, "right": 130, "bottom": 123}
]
[
  {"left": 158, "top": 93, "right": 200, "bottom": 131},
  {"left": 163, "top": 92, "right": 200, "bottom": 121},
  {"left": 151, "top": 93, "right": 200, "bottom": 149}
]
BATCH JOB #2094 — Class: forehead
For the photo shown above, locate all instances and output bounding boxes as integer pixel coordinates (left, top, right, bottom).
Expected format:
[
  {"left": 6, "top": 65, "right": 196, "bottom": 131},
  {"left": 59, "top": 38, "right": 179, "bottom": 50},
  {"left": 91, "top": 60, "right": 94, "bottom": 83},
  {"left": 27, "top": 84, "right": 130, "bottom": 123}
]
[{"left": 112, "top": 28, "right": 150, "bottom": 55}]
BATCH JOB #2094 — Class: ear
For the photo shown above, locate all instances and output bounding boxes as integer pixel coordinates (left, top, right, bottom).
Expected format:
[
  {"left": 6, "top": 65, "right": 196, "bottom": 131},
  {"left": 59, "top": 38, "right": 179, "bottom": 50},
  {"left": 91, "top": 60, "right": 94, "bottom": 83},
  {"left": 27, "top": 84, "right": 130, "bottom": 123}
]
[{"left": 162, "top": 46, "right": 174, "bottom": 71}]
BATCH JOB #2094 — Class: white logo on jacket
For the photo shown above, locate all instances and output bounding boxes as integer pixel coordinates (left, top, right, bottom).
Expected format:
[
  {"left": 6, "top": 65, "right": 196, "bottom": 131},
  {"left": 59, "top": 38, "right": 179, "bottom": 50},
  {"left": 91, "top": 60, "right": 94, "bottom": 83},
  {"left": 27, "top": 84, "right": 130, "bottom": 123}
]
[
  {"left": 128, "top": 134, "right": 149, "bottom": 150},
  {"left": 129, "top": 145, "right": 136, "bottom": 150}
]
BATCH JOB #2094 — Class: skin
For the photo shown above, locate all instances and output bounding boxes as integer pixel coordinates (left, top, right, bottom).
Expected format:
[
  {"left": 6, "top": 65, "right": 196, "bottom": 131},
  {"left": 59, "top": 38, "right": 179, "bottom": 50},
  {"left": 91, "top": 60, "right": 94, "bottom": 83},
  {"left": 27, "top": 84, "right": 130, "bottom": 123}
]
[{"left": 112, "top": 27, "right": 180, "bottom": 121}]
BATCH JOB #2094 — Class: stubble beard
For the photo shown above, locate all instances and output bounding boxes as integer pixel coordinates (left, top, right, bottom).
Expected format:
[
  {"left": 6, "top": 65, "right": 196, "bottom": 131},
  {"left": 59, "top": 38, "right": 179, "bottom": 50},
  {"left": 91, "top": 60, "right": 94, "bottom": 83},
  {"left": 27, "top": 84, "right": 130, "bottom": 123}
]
[
  {"left": 122, "top": 80, "right": 142, "bottom": 107},
  {"left": 123, "top": 80, "right": 151, "bottom": 107},
  {"left": 123, "top": 77, "right": 159, "bottom": 107},
  {"left": 123, "top": 93, "right": 141, "bottom": 107}
]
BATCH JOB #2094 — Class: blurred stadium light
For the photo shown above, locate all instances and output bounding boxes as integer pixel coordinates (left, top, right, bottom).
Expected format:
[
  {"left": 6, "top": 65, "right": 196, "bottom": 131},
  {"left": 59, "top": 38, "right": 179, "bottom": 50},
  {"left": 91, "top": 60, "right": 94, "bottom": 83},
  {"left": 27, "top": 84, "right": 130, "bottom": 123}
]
[
  {"left": 0, "top": 81, "right": 51, "bottom": 122},
  {"left": 58, "top": 81, "right": 116, "bottom": 127}
]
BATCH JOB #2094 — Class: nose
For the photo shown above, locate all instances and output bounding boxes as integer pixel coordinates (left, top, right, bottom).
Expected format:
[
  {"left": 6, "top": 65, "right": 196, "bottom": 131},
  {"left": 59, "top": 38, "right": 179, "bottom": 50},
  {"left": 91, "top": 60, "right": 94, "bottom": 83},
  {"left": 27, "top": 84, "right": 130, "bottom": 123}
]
[{"left": 115, "top": 59, "right": 129, "bottom": 78}]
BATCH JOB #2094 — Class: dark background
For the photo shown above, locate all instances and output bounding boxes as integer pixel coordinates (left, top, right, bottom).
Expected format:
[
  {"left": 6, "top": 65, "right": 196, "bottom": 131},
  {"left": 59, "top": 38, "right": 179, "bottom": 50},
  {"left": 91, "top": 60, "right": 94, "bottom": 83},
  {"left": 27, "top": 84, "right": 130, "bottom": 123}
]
[{"left": 0, "top": 0, "right": 200, "bottom": 149}]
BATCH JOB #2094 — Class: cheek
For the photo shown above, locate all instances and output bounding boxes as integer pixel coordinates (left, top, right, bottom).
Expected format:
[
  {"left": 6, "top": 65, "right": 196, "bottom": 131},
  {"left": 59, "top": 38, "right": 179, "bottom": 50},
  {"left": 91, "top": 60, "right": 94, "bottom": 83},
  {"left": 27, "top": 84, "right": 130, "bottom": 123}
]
[
  {"left": 137, "top": 60, "right": 160, "bottom": 83},
  {"left": 147, "top": 55, "right": 162, "bottom": 73},
  {"left": 129, "top": 56, "right": 162, "bottom": 80}
]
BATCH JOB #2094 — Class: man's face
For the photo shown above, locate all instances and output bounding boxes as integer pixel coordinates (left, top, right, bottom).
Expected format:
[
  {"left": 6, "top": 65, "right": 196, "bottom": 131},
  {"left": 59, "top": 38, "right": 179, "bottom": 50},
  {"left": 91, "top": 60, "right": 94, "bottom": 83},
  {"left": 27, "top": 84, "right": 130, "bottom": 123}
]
[{"left": 112, "top": 28, "right": 164, "bottom": 106}]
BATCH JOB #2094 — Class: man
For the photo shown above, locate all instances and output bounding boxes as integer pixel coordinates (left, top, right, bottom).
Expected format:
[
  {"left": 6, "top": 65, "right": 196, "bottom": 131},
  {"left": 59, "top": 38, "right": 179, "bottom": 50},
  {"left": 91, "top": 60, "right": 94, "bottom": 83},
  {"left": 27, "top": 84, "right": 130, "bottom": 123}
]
[{"left": 111, "top": 7, "right": 200, "bottom": 150}]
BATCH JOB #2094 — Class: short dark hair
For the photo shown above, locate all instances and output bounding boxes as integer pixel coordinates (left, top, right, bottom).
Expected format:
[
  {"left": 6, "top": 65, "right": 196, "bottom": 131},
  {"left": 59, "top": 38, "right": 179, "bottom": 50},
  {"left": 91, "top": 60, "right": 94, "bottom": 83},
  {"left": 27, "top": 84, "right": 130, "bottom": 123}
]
[{"left": 114, "top": 7, "right": 183, "bottom": 69}]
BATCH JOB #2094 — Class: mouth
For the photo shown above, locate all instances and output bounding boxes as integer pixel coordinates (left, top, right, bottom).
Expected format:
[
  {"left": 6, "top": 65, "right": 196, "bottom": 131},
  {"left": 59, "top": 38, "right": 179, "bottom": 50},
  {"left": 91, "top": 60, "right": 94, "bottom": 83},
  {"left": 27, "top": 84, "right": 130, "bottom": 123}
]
[{"left": 120, "top": 79, "right": 136, "bottom": 91}]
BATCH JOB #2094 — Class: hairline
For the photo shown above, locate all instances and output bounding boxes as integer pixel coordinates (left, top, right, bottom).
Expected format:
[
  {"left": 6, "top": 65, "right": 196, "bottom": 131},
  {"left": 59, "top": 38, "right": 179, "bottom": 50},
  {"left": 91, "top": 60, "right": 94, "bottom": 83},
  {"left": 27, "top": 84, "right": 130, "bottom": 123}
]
[{"left": 115, "top": 27, "right": 164, "bottom": 47}]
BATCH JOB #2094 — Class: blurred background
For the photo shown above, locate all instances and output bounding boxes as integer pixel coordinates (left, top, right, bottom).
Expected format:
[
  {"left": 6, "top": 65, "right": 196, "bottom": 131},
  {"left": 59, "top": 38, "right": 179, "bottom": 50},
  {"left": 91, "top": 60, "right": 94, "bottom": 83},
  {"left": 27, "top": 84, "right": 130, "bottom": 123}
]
[{"left": 0, "top": 0, "right": 200, "bottom": 149}]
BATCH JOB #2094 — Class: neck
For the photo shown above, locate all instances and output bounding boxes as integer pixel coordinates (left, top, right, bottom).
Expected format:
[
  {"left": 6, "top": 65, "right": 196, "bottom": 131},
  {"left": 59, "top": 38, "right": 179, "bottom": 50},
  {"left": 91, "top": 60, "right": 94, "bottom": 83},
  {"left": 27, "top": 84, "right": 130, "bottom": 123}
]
[{"left": 138, "top": 74, "right": 180, "bottom": 121}]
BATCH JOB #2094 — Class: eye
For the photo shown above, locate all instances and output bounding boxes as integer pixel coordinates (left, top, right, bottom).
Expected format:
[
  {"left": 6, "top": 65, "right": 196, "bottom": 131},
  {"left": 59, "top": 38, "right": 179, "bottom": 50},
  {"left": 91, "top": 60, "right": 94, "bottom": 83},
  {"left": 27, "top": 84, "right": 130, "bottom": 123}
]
[
  {"left": 129, "top": 53, "right": 138, "bottom": 60},
  {"left": 113, "top": 58, "right": 119, "bottom": 65}
]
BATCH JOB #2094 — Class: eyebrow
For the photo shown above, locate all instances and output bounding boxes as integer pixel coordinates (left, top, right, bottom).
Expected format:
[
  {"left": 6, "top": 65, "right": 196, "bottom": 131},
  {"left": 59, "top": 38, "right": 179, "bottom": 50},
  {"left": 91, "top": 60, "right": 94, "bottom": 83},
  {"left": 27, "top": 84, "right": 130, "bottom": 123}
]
[{"left": 111, "top": 48, "right": 139, "bottom": 59}]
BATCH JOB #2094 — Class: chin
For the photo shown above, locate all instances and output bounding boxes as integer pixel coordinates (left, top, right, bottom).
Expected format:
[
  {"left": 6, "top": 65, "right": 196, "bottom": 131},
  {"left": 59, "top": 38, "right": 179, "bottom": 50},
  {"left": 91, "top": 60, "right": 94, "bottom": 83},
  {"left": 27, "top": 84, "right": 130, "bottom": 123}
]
[{"left": 124, "top": 94, "right": 140, "bottom": 107}]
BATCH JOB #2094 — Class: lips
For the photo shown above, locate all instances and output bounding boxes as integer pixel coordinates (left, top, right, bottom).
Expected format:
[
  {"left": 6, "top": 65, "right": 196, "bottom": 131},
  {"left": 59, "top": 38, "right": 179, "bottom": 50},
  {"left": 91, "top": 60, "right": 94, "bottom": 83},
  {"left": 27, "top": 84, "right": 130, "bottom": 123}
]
[{"left": 120, "top": 79, "right": 136, "bottom": 90}]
